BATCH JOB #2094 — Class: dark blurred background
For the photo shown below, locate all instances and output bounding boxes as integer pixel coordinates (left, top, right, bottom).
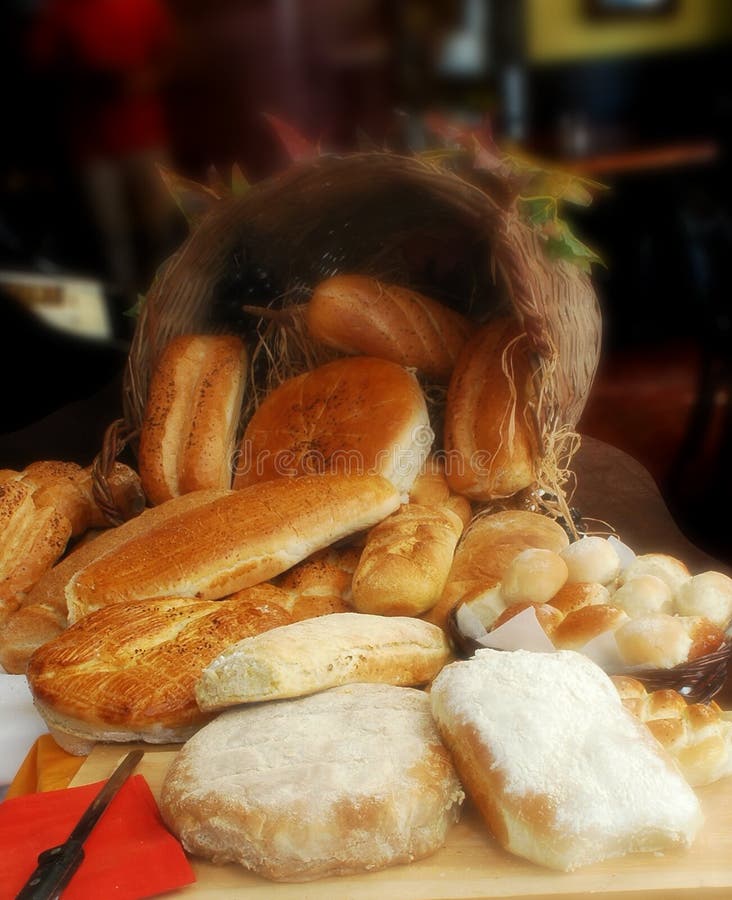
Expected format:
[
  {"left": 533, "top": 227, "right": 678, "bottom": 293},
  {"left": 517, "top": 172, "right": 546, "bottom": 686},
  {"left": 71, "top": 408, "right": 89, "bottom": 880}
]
[{"left": 1, "top": 0, "right": 731, "bottom": 562}]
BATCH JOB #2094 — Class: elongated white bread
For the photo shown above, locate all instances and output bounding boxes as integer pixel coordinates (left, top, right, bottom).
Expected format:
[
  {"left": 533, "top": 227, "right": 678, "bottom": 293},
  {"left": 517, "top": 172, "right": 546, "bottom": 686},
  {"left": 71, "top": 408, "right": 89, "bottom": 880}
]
[
  {"left": 431, "top": 649, "right": 703, "bottom": 872},
  {"left": 66, "top": 473, "right": 400, "bottom": 621},
  {"left": 444, "top": 319, "right": 539, "bottom": 500},
  {"left": 233, "top": 356, "right": 432, "bottom": 492},
  {"left": 307, "top": 275, "right": 472, "bottom": 383},
  {"left": 426, "top": 510, "right": 569, "bottom": 630},
  {"left": 27, "top": 588, "right": 292, "bottom": 754},
  {"left": 0, "top": 489, "right": 230, "bottom": 671},
  {"left": 196, "top": 612, "right": 451, "bottom": 710},
  {"left": 408, "top": 455, "right": 472, "bottom": 527},
  {"left": 161, "top": 684, "right": 464, "bottom": 881},
  {"left": 612, "top": 675, "right": 732, "bottom": 787},
  {"left": 138, "top": 333, "right": 247, "bottom": 504},
  {"left": 352, "top": 504, "right": 464, "bottom": 616},
  {"left": 0, "top": 481, "right": 71, "bottom": 624}
]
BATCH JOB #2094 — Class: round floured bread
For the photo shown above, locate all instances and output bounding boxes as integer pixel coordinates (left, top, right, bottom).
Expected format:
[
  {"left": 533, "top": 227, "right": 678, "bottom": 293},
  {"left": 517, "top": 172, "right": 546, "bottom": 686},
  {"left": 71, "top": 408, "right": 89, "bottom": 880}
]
[
  {"left": 160, "top": 683, "right": 464, "bottom": 882},
  {"left": 26, "top": 588, "right": 292, "bottom": 754},
  {"left": 232, "top": 356, "right": 432, "bottom": 492}
]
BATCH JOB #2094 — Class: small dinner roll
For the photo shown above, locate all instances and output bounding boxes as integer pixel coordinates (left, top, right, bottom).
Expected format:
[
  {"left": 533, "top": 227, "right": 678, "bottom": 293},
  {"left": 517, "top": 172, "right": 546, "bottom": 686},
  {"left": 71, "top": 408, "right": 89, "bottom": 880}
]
[
  {"left": 619, "top": 554, "right": 690, "bottom": 601},
  {"left": 614, "top": 614, "right": 692, "bottom": 669},
  {"left": 500, "top": 549, "right": 568, "bottom": 607},
  {"left": 612, "top": 575, "right": 673, "bottom": 618},
  {"left": 675, "top": 572, "right": 732, "bottom": 630},
  {"left": 679, "top": 615, "right": 726, "bottom": 661},
  {"left": 552, "top": 605, "right": 629, "bottom": 651},
  {"left": 559, "top": 537, "right": 620, "bottom": 586},
  {"left": 491, "top": 602, "right": 564, "bottom": 638},
  {"left": 548, "top": 581, "right": 610, "bottom": 617}
]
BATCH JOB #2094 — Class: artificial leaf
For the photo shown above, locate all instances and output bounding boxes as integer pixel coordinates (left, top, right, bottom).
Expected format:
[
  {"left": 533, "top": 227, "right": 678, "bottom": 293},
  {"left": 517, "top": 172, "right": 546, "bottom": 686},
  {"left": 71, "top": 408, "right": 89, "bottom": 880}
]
[
  {"left": 157, "top": 165, "right": 223, "bottom": 227},
  {"left": 231, "top": 163, "right": 250, "bottom": 197},
  {"left": 263, "top": 113, "right": 318, "bottom": 161},
  {"left": 124, "top": 294, "right": 146, "bottom": 318}
]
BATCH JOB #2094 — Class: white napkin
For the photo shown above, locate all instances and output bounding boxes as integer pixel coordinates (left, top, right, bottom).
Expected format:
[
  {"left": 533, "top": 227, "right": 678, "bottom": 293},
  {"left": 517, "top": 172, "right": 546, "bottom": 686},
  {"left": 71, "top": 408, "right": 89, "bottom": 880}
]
[{"left": 0, "top": 675, "right": 48, "bottom": 786}]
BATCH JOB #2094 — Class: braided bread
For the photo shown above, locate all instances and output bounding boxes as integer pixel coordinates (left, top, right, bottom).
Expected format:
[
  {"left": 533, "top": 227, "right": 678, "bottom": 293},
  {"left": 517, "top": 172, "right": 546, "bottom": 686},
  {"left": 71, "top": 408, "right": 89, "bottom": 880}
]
[{"left": 612, "top": 675, "right": 732, "bottom": 786}]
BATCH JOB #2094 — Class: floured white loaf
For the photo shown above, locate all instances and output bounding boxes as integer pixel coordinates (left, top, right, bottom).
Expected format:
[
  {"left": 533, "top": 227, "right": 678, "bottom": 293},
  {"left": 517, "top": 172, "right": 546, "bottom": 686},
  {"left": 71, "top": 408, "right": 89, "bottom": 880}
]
[
  {"left": 161, "top": 684, "right": 464, "bottom": 881},
  {"left": 196, "top": 611, "right": 451, "bottom": 709},
  {"left": 66, "top": 473, "right": 400, "bottom": 620},
  {"left": 430, "top": 649, "right": 703, "bottom": 872}
]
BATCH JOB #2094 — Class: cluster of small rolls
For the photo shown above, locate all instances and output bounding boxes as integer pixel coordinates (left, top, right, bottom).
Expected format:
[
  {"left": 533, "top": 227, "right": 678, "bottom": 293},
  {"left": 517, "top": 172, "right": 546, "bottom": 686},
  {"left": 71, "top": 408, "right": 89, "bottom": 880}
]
[
  {"left": 463, "top": 535, "right": 732, "bottom": 669},
  {"left": 612, "top": 674, "right": 732, "bottom": 787}
]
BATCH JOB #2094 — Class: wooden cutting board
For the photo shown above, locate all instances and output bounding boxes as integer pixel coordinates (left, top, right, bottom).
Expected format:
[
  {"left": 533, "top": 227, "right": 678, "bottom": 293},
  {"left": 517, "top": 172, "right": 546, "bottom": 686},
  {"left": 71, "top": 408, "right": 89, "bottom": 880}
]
[{"left": 72, "top": 744, "right": 732, "bottom": 900}]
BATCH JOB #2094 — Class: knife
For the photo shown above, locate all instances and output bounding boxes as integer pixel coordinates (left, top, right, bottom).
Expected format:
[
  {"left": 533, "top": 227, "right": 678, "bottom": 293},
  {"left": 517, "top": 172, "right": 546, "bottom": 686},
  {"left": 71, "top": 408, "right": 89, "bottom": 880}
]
[{"left": 16, "top": 748, "right": 144, "bottom": 900}]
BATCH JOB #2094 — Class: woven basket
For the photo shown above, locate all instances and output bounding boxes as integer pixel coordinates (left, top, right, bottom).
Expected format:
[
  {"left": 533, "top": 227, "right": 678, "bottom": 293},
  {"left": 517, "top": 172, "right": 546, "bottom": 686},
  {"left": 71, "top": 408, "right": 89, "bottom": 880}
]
[{"left": 121, "top": 152, "right": 601, "bottom": 480}]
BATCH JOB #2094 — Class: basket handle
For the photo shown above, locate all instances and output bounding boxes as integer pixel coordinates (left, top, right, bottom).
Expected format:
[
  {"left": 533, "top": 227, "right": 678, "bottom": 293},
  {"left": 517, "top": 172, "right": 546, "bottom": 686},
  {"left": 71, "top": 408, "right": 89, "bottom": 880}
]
[{"left": 91, "top": 418, "right": 140, "bottom": 527}]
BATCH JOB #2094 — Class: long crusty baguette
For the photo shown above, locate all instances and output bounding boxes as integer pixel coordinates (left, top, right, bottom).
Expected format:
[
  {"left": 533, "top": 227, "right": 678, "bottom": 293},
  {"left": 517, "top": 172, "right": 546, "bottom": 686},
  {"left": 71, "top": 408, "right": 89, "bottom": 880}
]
[
  {"left": 352, "top": 504, "right": 464, "bottom": 616},
  {"left": 444, "top": 318, "right": 539, "bottom": 500},
  {"left": 66, "top": 473, "right": 400, "bottom": 621},
  {"left": 138, "top": 333, "right": 247, "bottom": 504},
  {"left": 196, "top": 612, "right": 451, "bottom": 710},
  {"left": 431, "top": 649, "right": 703, "bottom": 871},
  {"left": 306, "top": 275, "right": 471, "bottom": 383},
  {"left": 0, "top": 489, "right": 229, "bottom": 670},
  {"left": 27, "top": 588, "right": 292, "bottom": 754}
]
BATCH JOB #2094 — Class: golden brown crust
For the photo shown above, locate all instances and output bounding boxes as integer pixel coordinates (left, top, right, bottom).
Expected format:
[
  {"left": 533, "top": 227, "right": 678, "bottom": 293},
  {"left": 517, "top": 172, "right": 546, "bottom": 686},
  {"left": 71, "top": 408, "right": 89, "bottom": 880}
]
[
  {"left": 444, "top": 319, "right": 539, "bottom": 500},
  {"left": 408, "top": 456, "right": 472, "bottom": 527},
  {"left": 27, "top": 590, "right": 292, "bottom": 738},
  {"left": 272, "top": 545, "right": 361, "bottom": 620},
  {"left": 139, "top": 334, "right": 247, "bottom": 504},
  {"left": 551, "top": 604, "right": 629, "bottom": 650},
  {"left": 66, "top": 473, "right": 400, "bottom": 620},
  {"left": 307, "top": 275, "right": 471, "bottom": 382},
  {"left": 233, "top": 356, "right": 431, "bottom": 491}
]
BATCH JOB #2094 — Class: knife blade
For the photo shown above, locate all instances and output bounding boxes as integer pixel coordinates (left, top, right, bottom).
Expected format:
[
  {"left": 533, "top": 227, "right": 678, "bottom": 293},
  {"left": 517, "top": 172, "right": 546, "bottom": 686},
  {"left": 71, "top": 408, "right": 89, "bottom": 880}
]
[{"left": 16, "top": 748, "right": 144, "bottom": 900}]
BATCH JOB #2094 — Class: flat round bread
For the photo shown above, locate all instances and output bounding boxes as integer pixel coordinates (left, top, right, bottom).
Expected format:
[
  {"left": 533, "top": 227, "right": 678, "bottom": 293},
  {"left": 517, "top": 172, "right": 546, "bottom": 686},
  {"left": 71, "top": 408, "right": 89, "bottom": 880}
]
[
  {"left": 232, "top": 356, "right": 432, "bottom": 492},
  {"left": 160, "top": 683, "right": 464, "bottom": 882}
]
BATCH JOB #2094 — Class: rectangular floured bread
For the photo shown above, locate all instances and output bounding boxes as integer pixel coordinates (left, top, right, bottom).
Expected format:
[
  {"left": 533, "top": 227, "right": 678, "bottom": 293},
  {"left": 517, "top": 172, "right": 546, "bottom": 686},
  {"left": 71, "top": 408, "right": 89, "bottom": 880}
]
[
  {"left": 196, "top": 612, "right": 451, "bottom": 709},
  {"left": 430, "top": 648, "right": 703, "bottom": 872},
  {"left": 66, "top": 473, "right": 400, "bottom": 621}
]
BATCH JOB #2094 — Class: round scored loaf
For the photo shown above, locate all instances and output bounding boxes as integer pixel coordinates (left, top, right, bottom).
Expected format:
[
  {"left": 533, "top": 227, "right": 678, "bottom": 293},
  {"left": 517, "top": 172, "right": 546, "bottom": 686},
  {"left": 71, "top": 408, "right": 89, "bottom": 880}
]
[
  {"left": 27, "top": 588, "right": 292, "bottom": 754},
  {"left": 307, "top": 275, "right": 472, "bottom": 383},
  {"left": 443, "top": 318, "right": 539, "bottom": 501},
  {"left": 160, "top": 683, "right": 464, "bottom": 882},
  {"left": 233, "top": 355, "right": 432, "bottom": 492}
]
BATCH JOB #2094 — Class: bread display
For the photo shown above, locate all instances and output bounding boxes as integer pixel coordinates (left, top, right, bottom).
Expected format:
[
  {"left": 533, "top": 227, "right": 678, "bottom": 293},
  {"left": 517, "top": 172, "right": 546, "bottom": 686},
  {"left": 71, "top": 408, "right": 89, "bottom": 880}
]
[
  {"left": 675, "top": 571, "right": 732, "bottom": 629},
  {"left": 196, "top": 612, "right": 451, "bottom": 710},
  {"left": 560, "top": 535, "right": 621, "bottom": 586},
  {"left": 614, "top": 614, "right": 725, "bottom": 669},
  {"left": 233, "top": 356, "right": 432, "bottom": 492},
  {"left": 443, "top": 318, "right": 539, "bottom": 501},
  {"left": 138, "top": 333, "right": 247, "bottom": 504},
  {"left": 306, "top": 274, "right": 471, "bottom": 382},
  {"left": 430, "top": 649, "right": 703, "bottom": 872},
  {"left": 408, "top": 455, "right": 472, "bottom": 526},
  {"left": 351, "top": 503, "right": 464, "bottom": 616},
  {"left": 66, "top": 473, "right": 400, "bottom": 621},
  {"left": 27, "top": 589, "right": 292, "bottom": 754},
  {"left": 161, "top": 683, "right": 464, "bottom": 881},
  {"left": 427, "top": 509, "right": 570, "bottom": 629}
]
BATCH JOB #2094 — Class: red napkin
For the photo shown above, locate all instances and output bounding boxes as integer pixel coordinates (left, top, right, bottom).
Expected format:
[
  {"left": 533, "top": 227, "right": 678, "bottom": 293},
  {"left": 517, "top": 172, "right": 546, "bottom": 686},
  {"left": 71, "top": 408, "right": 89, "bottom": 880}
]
[{"left": 0, "top": 774, "right": 196, "bottom": 900}]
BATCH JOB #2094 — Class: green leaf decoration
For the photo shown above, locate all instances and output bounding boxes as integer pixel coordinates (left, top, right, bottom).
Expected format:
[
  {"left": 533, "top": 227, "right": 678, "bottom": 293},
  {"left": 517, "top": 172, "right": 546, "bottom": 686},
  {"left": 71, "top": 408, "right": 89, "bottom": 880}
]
[
  {"left": 542, "top": 219, "right": 605, "bottom": 273},
  {"left": 157, "top": 165, "right": 223, "bottom": 227},
  {"left": 231, "top": 163, "right": 250, "bottom": 197},
  {"left": 124, "top": 294, "right": 146, "bottom": 318}
]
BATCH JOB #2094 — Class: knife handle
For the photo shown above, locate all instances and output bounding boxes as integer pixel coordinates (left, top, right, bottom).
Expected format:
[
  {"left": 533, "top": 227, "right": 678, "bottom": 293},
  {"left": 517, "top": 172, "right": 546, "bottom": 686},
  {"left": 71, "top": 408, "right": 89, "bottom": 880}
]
[{"left": 15, "top": 839, "right": 85, "bottom": 900}]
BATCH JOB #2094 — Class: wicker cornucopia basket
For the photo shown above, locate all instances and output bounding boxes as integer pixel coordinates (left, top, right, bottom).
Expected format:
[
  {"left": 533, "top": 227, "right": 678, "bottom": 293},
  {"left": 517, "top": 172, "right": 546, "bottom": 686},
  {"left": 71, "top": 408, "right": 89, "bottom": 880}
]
[{"left": 120, "top": 150, "right": 601, "bottom": 517}]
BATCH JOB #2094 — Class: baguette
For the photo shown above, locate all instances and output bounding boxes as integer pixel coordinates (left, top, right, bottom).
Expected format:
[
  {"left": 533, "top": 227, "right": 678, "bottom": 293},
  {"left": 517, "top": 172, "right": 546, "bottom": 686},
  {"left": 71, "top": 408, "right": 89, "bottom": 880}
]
[
  {"left": 352, "top": 504, "right": 464, "bottom": 616},
  {"left": 307, "top": 275, "right": 471, "bottom": 382},
  {"left": 444, "top": 318, "right": 539, "bottom": 500},
  {"left": 138, "top": 333, "right": 247, "bottom": 504},
  {"left": 196, "top": 612, "right": 451, "bottom": 709},
  {"left": 66, "top": 473, "right": 400, "bottom": 621}
]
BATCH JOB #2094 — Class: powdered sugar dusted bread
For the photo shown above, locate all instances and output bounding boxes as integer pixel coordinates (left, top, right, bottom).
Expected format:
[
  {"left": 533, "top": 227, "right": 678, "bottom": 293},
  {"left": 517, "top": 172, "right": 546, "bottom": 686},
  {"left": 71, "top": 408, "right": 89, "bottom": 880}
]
[
  {"left": 161, "top": 683, "right": 464, "bottom": 881},
  {"left": 430, "top": 648, "right": 702, "bottom": 872},
  {"left": 196, "top": 612, "right": 450, "bottom": 710}
]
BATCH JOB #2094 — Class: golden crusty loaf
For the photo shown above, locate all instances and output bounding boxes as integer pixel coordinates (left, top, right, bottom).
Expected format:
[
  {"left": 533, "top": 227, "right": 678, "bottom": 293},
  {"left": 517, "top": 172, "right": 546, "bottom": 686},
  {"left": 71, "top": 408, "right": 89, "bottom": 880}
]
[
  {"left": 271, "top": 544, "right": 362, "bottom": 620},
  {"left": 431, "top": 649, "right": 703, "bottom": 872},
  {"left": 138, "top": 333, "right": 247, "bottom": 504},
  {"left": 233, "top": 356, "right": 432, "bottom": 492},
  {"left": 196, "top": 612, "right": 451, "bottom": 710},
  {"left": 0, "top": 481, "right": 71, "bottom": 624},
  {"left": 425, "top": 510, "right": 569, "bottom": 630},
  {"left": 408, "top": 455, "right": 472, "bottom": 526},
  {"left": 161, "top": 683, "right": 464, "bottom": 881},
  {"left": 444, "top": 318, "right": 539, "bottom": 500},
  {"left": 306, "top": 275, "right": 471, "bottom": 383},
  {"left": 27, "top": 588, "right": 292, "bottom": 754},
  {"left": 352, "top": 504, "right": 464, "bottom": 616},
  {"left": 66, "top": 473, "right": 400, "bottom": 621},
  {"left": 612, "top": 675, "right": 732, "bottom": 787},
  {"left": 0, "top": 489, "right": 229, "bottom": 671}
]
